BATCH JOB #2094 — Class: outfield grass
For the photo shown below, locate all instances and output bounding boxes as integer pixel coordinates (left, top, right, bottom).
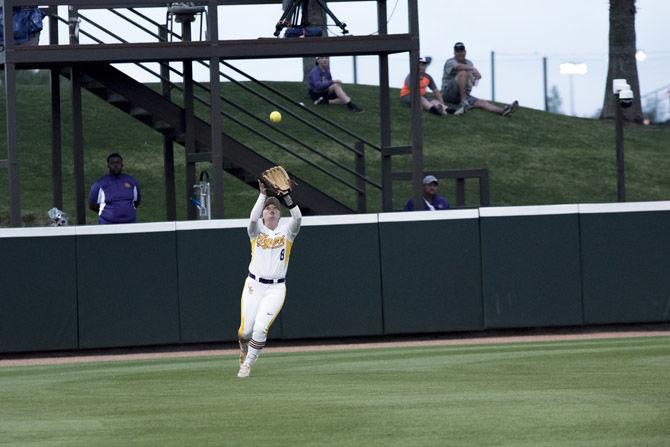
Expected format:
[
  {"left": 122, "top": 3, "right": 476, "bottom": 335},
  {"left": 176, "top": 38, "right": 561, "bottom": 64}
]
[
  {"left": 1, "top": 76, "right": 669, "bottom": 225},
  {"left": 1, "top": 336, "right": 669, "bottom": 446}
]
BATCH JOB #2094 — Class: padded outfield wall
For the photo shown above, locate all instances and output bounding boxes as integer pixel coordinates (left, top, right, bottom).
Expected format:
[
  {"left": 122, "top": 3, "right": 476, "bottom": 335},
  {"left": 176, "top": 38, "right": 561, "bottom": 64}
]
[{"left": 0, "top": 201, "right": 668, "bottom": 354}]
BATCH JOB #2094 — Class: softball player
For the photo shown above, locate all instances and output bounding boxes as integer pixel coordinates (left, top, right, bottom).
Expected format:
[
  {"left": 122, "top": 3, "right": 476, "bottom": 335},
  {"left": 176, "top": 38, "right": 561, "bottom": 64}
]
[{"left": 237, "top": 182, "right": 302, "bottom": 378}]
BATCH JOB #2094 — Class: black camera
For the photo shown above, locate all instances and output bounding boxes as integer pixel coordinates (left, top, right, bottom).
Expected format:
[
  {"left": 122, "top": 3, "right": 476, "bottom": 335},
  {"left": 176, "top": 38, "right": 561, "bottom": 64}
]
[
  {"left": 275, "top": 0, "right": 348, "bottom": 37},
  {"left": 618, "top": 89, "right": 634, "bottom": 108}
]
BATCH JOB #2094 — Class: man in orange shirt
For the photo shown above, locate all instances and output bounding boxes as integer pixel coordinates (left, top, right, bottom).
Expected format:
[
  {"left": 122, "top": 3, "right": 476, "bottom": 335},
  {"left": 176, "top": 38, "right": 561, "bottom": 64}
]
[{"left": 400, "top": 57, "right": 453, "bottom": 116}]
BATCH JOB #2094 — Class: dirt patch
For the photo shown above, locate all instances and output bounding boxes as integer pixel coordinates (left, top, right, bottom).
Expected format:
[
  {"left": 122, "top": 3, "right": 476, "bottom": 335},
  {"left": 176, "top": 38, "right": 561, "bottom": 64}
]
[{"left": 2, "top": 325, "right": 668, "bottom": 368}]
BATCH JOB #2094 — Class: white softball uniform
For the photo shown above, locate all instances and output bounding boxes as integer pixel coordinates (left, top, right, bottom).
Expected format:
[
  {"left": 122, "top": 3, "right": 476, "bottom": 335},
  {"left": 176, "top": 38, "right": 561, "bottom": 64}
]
[{"left": 238, "top": 193, "right": 302, "bottom": 344}]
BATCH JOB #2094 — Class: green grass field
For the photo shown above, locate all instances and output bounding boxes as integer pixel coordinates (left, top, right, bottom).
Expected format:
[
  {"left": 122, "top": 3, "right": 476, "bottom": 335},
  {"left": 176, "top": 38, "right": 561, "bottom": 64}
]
[
  {"left": 1, "top": 336, "right": 669, "bottom": 446},
  {"left": 1, "top": 74, "right": 669, "bottom": 225}
]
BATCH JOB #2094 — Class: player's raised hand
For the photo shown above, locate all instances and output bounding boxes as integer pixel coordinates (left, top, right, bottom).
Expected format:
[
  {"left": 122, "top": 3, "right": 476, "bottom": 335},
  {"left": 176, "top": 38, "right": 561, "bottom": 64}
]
[{"left": 258, "top": 180, "right": 267, "bottom": 195}]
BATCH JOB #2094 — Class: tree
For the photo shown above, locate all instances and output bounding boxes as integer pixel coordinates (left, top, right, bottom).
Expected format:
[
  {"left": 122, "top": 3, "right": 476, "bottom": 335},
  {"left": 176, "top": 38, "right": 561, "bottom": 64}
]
[
  {"left": 280, "top": 1, "right": 327, "bottom": 81},
  {"left": 600, "top": 0, "right": 643, "bottom": 122},
  {"left": 546, "top": 85, "right": 563, "bottom": 114},
  {"left": 301, "top": 1, "right": 327, "bottom": 81}
]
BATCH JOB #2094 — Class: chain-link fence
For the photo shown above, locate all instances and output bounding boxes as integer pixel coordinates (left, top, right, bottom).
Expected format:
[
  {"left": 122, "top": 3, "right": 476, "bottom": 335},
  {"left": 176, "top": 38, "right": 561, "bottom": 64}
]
[{"left": 641, "top": 85, "right": 670, "bottom": 124}]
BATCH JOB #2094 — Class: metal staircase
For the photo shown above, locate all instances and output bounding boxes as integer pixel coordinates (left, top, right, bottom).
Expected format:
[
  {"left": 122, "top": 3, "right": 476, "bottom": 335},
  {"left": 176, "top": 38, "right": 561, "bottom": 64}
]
[
  {"left": 64, "top": 63, "right": 354, "bottom": 215},
  {"left": 2, "top": 2, "right": 420, "bottom": 226}
]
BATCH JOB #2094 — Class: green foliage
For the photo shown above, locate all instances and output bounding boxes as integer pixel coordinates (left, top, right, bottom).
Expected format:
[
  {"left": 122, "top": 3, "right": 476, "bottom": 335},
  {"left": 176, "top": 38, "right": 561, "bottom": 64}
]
[
  {"left": 1, "top": 336, "right": 669, "bottom": 446},
  {"left": 0, "top": 76, "right": 669, "bottom": 226}
]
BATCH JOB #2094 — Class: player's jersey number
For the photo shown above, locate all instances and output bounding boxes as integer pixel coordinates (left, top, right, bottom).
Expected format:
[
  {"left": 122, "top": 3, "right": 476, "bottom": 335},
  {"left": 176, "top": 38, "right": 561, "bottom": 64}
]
[{"left": 280, "top": 248, "right": 285, "bottom": 261}]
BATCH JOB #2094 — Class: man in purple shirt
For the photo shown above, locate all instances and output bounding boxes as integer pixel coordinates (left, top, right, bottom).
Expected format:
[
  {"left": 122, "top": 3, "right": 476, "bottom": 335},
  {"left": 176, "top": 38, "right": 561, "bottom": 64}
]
[
  {"left": 308, "top": 56, "right": 362, "bottom": 112},
  {"left": 88, "top": 153, "right": 141, "bottom": 224},
  {"left": 403, "top": 175, "right": 450, "bottom": 211}
]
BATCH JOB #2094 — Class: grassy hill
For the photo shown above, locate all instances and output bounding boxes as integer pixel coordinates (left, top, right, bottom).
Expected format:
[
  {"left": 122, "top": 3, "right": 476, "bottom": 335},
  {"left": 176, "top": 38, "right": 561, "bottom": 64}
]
[{"left": 1, "top": 74, "right": 668, "bottom": 226}]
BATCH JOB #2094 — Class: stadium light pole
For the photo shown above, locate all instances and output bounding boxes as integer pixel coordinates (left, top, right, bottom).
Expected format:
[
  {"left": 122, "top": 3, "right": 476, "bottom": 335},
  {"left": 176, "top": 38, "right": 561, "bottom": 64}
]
[
  {"left": 559, "top": 62, "right": 587, "bottom": 116},
  {"left": 490, "top": 51, "right": 495, "bottom": 102},
  {"left": 543, "top": 57, "right": 548, "bottom": 112}
]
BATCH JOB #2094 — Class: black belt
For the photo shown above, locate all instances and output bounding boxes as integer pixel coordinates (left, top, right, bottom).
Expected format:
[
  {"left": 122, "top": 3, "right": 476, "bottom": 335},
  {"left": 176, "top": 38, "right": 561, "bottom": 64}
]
[{"left": 248, "top": 272, "right": 285, "bottom": 284}]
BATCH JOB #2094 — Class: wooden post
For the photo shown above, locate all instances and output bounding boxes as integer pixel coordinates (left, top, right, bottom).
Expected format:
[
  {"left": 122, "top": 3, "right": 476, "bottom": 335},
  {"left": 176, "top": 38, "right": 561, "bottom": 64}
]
[
  {"left": 71, "top": 67, "right": 86, "bottom": 224},
  {"left": 456, "top": 178, "right": 465, "bottom": 207},
  {"left": 4, "top": 2, "right": 21, "bottom": 226},
  {"left": 377, "top": 0, "right": 393, "bottom": 211},
  {"left": 182, "top": 21, "right": 197, "bottom": 219},
  {"left": 49, "top": 6, "right": 63, "bottom": 210},
  {"left": 160, "top": 25, "right": 177, "bottom": 221},
  {"left": 479, "top": 170, "right": 490, "bottom": 206},
  {"left": 408, "top": 0, "right": 424, "bottom": 211},
  {"left": 355, "top": 141, "right": 366, "bottom": 213},
  {"left": 209, "top": 0, "right": 224, "bottom": 219}
]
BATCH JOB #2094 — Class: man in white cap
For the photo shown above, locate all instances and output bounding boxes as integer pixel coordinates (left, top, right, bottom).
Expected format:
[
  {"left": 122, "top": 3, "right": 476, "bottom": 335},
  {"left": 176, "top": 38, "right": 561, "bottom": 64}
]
[{"left": 403, "top": 175, "right": 450, "bottom": 211}]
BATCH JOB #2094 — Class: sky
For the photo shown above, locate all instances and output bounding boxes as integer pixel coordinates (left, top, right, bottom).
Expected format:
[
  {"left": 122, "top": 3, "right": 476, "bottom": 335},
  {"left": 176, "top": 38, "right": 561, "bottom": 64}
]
[{"left": 51, "top": 0, "right": 669, "bottom": 118}]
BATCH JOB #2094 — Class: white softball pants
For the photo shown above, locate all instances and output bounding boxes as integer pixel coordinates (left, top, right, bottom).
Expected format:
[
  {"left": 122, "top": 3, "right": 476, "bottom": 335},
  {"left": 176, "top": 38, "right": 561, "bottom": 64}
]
[{"left": 237, "top": 277, "right": 286, "bottom": 345}]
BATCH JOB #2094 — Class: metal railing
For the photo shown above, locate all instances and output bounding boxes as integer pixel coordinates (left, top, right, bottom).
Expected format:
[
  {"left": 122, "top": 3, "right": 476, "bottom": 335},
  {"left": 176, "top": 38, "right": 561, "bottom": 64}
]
[{"left": 53, "top": 6, "right": 383, "bottom": 205}]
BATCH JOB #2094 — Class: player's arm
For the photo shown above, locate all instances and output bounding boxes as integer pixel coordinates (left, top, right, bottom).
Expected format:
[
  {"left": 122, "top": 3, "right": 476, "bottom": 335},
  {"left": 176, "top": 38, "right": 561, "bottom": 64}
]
[
  {"left": 287, "top": 203, "right": 302, "bottom": 240},
  {"left": 247, "top": 182, "right": 266, "bottom": 238}
]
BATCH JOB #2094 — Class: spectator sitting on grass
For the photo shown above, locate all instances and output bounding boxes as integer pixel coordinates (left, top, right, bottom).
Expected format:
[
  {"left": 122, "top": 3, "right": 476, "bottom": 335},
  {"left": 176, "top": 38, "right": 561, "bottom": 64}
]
[
  {"left": 308, "top": 56, "right": 363, "bottom": 113},
  {"left": 400, "top": 56, "right": 454, "bottom": 116},
  {"left": 441, "top": 41, "right": 518, "bottom": 117}
]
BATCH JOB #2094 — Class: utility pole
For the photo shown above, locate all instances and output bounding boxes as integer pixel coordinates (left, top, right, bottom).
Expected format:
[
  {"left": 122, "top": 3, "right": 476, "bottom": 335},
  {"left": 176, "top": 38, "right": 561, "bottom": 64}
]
[
  {"left": 490, "top": 51, "right": 495, "bottom": 102},
  {"left": 543, "top": 57, "right": 548, "bottom": 112}
]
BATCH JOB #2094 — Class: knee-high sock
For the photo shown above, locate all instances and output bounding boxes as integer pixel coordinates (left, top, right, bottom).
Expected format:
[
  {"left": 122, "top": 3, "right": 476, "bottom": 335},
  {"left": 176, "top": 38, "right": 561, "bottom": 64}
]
[{"left": 244, "top": 338, "right": 266, "bottom": 365}]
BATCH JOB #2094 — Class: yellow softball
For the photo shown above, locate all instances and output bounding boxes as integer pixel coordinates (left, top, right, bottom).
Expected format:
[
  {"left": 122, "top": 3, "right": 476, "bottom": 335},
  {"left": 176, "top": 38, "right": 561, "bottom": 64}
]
[{"left": 270, "top": 111, "right": 282, "bottom": 123}]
